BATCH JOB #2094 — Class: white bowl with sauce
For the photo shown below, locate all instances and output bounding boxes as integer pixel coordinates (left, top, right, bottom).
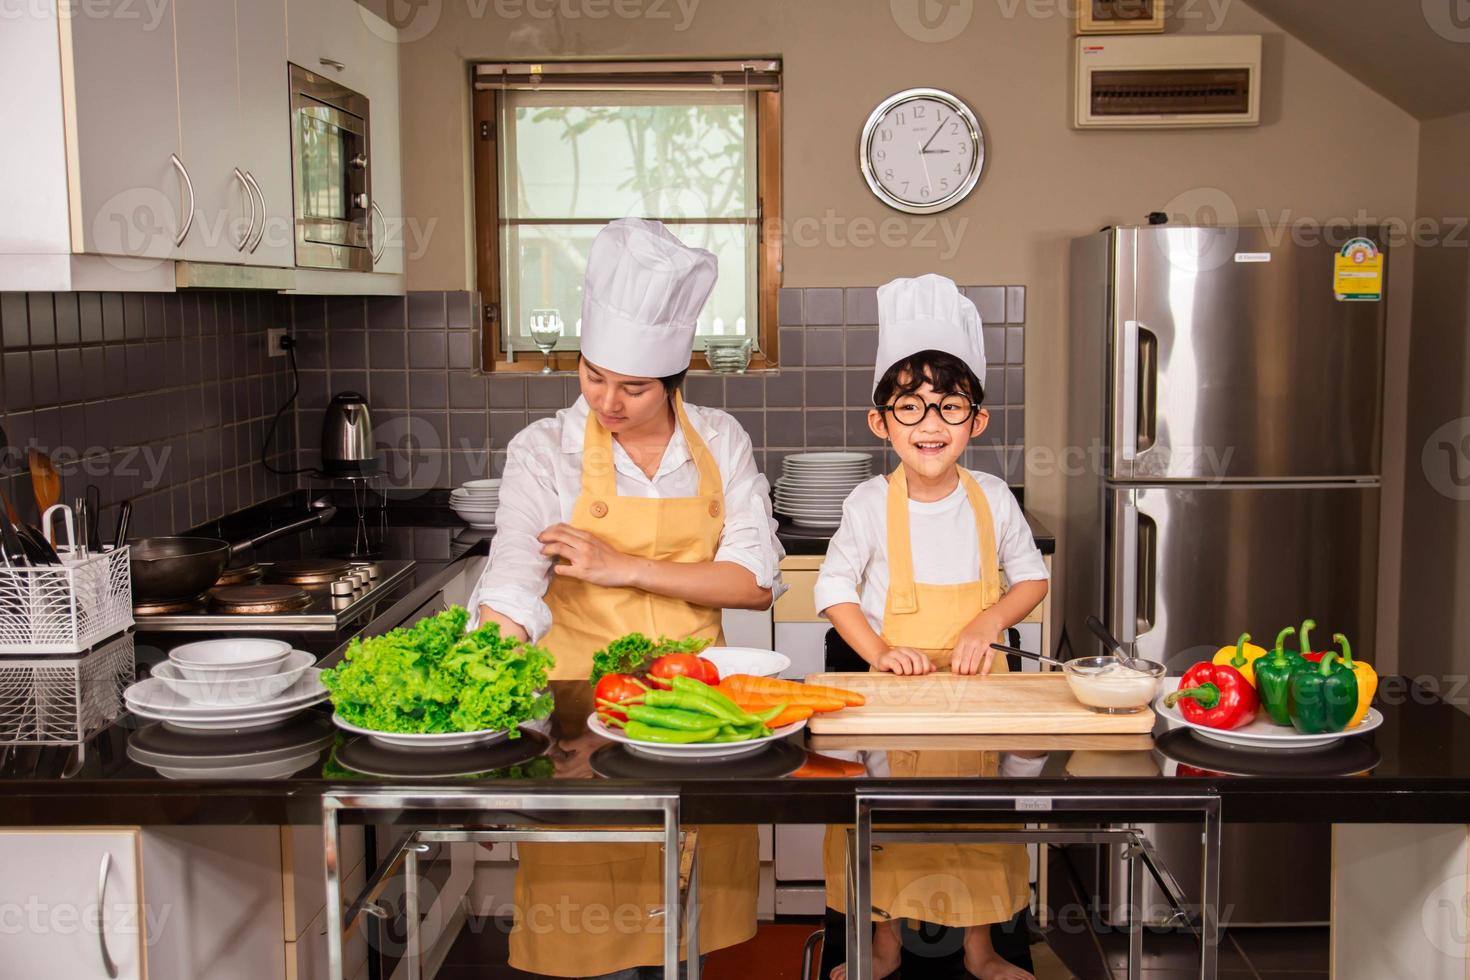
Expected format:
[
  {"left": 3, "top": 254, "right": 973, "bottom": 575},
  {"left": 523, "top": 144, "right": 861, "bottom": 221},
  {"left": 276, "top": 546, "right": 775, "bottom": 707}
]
[{"left": 1062, "top": 656, "right": 1166, "bottom": 713}]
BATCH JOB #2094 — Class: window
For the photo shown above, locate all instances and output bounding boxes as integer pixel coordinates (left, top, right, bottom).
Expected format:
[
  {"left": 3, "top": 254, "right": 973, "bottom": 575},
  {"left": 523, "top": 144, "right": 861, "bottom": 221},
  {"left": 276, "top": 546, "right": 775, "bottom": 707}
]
[{"left": 473, "top": 61, "right": 782, "bottom": 373}]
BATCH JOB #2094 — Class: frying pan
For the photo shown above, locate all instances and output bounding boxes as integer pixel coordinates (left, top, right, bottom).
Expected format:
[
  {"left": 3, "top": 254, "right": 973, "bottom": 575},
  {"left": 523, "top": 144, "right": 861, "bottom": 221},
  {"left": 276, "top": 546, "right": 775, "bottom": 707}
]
[{"left": 129, "top": 503, "right": 337, "bottom": 602}]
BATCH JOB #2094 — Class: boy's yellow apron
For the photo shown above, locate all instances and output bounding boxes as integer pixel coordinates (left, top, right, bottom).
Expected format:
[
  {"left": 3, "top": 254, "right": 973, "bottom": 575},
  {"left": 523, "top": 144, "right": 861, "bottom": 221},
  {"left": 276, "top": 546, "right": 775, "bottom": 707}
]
[
  {"left": 510, "top": 393, "right": 758, "bottom": 977},
  {"left": 822, "top": 467, "right": 1031, "bottom": 928}
]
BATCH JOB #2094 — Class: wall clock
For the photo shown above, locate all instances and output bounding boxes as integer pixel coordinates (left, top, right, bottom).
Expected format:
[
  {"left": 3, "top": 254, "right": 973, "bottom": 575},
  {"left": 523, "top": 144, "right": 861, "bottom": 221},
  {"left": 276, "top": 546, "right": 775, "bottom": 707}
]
[{"left": 859, "top": 88, "right": 985, "bottom": 215}]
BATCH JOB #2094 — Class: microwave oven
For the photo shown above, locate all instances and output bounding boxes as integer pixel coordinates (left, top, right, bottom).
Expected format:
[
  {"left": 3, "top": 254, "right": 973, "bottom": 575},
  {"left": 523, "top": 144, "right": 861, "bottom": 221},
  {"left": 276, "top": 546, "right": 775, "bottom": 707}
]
[{"left": 289, "top": 64, "right": 376, "bottom": 272}]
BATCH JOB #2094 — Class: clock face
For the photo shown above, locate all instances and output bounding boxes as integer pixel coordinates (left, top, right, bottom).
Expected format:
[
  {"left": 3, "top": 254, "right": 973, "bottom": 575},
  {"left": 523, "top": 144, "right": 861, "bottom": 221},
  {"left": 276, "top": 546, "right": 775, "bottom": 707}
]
[{"left": 860, "top": 89, "right": 985, "bottom": 214}]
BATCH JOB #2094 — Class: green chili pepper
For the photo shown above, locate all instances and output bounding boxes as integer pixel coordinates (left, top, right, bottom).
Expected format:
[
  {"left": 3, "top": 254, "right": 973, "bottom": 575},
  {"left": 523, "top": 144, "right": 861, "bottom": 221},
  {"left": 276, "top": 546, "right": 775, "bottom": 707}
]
[
  {"left": 639, "top": 688, "right": 736, "bottom": 721},
  {"left": 622, "top": 720, "right": 720, "bottom": 743},
  {"left": 752, "top": 704, "right": 786, "bottom": 725},
  {"left": 625, "top": 705, "right": 725, "bottom": 732},
  {"left": 1287, "top": 650, "right": 1359, "bottom": 735},
  {"left": 669, "top": 675, "right": 760, "bottom": 723},
  {"left": 1255, "top": 626, "right": 1303, "bottom": 726}
]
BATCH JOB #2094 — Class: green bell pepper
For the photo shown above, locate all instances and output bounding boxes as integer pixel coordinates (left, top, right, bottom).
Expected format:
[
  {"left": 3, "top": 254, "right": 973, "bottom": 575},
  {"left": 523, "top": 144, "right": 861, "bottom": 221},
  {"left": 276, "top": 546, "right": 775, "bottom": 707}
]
[
  {"left": 1287, "top": 650, "right": 1359, "bottom": 735},
  {"left": 1255, "top": 626, "right": 1302, "bottom": 726}
]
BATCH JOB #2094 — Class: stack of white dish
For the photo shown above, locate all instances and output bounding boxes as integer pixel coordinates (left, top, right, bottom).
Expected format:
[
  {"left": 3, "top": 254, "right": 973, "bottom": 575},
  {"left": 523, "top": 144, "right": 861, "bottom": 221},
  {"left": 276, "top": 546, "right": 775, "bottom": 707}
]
[
  {"left": 772, "top": 452, "right": 872, "bottom": 528},
  {"left": 450, "top": 479, "right": 501, "bottom": 529},
  {"left": 123, "top": 638, "right": 328, "bottom": 732}
]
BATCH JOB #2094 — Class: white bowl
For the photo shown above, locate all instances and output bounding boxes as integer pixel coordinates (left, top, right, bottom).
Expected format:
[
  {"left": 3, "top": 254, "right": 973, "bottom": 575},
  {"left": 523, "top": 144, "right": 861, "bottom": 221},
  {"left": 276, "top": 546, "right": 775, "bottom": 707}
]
[
  {"left": 461, "top": 479, "right": 502, "bottom": 490},
  {"left": 698, "top": 647, "right": 792, "bottom": 679},
  {"left": 153, "top": 651, "right": 315, "bottom": 707},
  {"left": 168, "top": 640, "right": 294, "bottom": 681},
  {"left": 170, "top": 638, "right": 292, "bottom": 667}
]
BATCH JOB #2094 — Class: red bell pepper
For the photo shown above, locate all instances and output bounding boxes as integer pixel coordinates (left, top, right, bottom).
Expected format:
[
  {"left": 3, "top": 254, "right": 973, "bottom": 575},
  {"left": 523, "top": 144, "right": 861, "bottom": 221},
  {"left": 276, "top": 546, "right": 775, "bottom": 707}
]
[
  {"left": 1164, "top": 661, "right": 1259, "bottom": 730},
  {"left": 1297, "top": 618, "right": 1330, "bottom": 663}
]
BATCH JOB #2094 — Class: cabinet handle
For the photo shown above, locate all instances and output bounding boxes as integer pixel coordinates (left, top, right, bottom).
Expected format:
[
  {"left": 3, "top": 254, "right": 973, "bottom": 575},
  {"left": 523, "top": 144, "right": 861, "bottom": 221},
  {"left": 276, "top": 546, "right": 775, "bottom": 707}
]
[
  {"left": 244, "top": 172, "right": 266, "bottom": 253},
  {"left": 97, "top": 852, "right": 119, "bottom": 979},
  {"left": 370, "top": 201, "right": 386, "bottom": 264},
  {"left": 171, "top": 154, "right": 195, "bottom": 247},
  {"left": 319, "top": 57, "right": 346, "bottom": 72},
  {"left": 233, "top": 168, "right": 255, "bottom": 252}
]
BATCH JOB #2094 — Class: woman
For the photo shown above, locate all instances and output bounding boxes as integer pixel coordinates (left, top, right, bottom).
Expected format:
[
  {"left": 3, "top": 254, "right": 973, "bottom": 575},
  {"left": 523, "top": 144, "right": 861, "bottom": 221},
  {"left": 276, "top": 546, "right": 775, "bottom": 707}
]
[{"left": 472, "top": 218, "right": 785, "bottom": 978}]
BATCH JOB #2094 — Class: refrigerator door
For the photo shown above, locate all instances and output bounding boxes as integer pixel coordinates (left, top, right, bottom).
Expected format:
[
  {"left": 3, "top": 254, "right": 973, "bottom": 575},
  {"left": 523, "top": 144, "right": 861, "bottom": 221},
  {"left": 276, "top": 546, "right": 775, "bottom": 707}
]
[
  {"left": 1105, "top": 482, "right": 1379, "bottom": 663},
  {"left": 1110, "top": 226, "right": 1385, "bottom": 481}
]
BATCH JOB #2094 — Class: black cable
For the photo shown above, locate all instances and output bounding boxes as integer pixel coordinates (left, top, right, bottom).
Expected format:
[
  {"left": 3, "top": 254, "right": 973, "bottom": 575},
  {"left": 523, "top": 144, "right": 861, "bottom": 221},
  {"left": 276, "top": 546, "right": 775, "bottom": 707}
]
[{"left": 261, "top": 334, "right": 316, "bottom": 476}]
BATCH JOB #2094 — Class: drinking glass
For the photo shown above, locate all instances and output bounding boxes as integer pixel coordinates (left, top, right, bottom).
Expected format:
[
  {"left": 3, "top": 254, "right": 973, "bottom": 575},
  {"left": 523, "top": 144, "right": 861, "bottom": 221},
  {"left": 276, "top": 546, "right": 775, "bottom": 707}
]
[{"left": 529, "top": 309, "right": 563, "bottom": 374}]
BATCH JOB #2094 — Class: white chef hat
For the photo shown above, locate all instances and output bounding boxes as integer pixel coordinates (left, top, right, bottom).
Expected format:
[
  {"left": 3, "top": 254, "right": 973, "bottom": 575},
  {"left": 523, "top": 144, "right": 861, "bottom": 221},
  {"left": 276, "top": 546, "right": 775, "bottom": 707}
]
[
  {"left": 579, "top": 218, "right": 718, "bottom": 378},
  {"left": 872, "top": 274, "right": 987, "bottom": 399}
]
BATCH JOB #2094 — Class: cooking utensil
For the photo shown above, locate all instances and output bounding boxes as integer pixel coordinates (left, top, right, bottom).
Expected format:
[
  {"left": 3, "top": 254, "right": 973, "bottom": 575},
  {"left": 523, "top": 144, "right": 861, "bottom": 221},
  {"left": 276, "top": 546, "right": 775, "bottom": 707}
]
[
  {"left": 989, "top": 642, "right": 1069, "bottom": 670},
  {"left": 1086, "top": 614, "right": 1155, "bottom": 670},
  {"left": 0, "top": 518, "right": 26, "bottom": 567},
  {"left": 27, "top": 450, "right": 61, "bottom": 528},
  {"left": 74, "top": 497, "right": 89, "bottom": 558},
  {"left": 41, "top": 504, "right": 76, "bottom": 559},
  {"left": 15, "top": 523, "right": 60, "bottom": 565},
  {"left": 113, "top": 499, "right": 132, "bottom": 550},
  {"left": 129, "top": 504, "right": 338, "bottom": 603}
]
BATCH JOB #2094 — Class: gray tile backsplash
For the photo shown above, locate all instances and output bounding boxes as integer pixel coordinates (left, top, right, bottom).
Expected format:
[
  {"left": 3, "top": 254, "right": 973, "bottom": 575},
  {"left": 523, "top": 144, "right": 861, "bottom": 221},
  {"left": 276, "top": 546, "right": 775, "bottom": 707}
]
[
  {"left": 320, "top": 285, "right": 1028, "bottom": 489},
  {"left": 0, "top": 291, "right": 298, "bottom": 539}
]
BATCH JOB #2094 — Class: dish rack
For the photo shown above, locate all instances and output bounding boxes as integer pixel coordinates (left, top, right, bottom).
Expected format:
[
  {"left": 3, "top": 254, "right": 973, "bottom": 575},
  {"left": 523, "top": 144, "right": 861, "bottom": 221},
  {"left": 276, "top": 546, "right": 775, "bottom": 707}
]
[
  {"left": 0, "top": 546, "right": 134, "bottom": 654},
  {"left": 0, "top": 632, "right": 135, "bottom": 745}
]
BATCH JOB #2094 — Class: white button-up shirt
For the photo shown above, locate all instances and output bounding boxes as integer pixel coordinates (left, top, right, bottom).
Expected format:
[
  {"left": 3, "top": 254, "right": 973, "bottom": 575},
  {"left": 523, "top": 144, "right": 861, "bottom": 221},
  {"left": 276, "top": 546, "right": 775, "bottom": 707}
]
[
  {"left": 812, "top": 470, "right": 1049, "bottom": 636},
  {"left": 471, "top": 397, "right": 786, "bottom": 641}
]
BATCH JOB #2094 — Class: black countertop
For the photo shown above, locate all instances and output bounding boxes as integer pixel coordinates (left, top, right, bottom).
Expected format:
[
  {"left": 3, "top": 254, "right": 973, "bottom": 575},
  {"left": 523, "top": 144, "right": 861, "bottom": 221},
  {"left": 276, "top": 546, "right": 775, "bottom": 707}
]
[{"left": 3, "top": 494, "right": 1463, "bottom": 827}]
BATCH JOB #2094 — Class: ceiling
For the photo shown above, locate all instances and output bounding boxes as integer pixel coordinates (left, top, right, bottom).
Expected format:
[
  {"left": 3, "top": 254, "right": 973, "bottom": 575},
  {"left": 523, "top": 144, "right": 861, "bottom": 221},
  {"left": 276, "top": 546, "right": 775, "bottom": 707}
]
[{"left": 1243, "top": 0, "right": 1470, "bottom": 119}]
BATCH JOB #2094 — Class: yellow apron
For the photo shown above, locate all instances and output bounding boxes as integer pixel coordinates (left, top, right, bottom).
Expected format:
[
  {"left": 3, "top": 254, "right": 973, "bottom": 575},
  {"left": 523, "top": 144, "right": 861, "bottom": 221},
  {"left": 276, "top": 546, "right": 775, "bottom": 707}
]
[
  {"left": 822, "top": 467, "right": 1031, "bottom": 928},
  {"left": 510, "top": 394, "right": 758, "bottom": 977}
]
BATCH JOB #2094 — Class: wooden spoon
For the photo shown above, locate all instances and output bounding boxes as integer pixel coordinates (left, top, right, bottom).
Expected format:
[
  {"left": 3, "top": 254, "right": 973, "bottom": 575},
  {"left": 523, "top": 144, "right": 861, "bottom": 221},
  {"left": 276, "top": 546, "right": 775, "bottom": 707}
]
[{"left": 28, "top": 450, "right": 61, "bottom": 533}]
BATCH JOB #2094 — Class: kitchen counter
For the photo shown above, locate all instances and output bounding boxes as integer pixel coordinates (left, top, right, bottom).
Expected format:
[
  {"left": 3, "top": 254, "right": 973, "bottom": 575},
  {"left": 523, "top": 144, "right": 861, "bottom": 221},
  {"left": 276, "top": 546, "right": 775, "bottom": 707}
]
[{"left": 3, "top": 492, "right": 1461, "bottom": 830}]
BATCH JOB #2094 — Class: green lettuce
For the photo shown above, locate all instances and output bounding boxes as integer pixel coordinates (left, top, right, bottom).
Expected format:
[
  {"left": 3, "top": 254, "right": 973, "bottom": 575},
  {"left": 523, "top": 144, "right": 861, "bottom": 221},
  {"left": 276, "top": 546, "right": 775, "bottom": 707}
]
[
  {"left": 322, "top": 606, "right": 554, "bottom": 736},
  {"left": 588, "top": 632, "right": 713, "bottom": 685}
]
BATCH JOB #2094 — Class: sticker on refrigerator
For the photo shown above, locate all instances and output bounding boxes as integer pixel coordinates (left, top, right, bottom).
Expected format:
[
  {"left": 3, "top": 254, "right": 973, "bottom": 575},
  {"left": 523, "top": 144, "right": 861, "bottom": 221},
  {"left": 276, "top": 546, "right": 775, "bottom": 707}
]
[
  {"left": 1334, "top": 238, "right": 1383, "bottom": 302},
  {"left": 1234, "top": 252, "right": 1271, "bottom": 263}
]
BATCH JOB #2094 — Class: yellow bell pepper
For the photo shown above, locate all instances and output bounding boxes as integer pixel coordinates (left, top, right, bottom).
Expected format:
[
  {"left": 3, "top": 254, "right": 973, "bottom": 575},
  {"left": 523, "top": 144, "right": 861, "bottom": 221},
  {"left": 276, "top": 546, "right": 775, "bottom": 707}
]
[
  {"left": 1333, "top": 633, "right": 1378, "bottom": 728},
  {"left": 1211, "top": 632, "right": 1268, "bottom": 687}
]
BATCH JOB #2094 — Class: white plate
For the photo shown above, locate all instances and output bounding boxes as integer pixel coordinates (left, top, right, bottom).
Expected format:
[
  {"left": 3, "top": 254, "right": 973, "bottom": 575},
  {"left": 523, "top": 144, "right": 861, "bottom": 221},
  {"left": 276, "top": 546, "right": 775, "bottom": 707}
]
[
  {"left": 1154, "top": 694, "right": 1383, "bottom": 749},
  {"left": 789, "top": 516, "right": 842, "bottom": 528},
  {"left": 782, "top": 452, "right": 871, "bottom": 465},
  {"left": 331, "top": 715, "right": 512, "bottom": 750},
  {"left": 774, "top": 505, "right": 845, "bottom": 516},
  {"left": 587, "top": 713, "right": 806, "bottom": 760},
  {"left": 153, "top": 651, "right": 315, "bottom": 706},
  {"left": 150, "top": 751, "right": 323, "bottom": 780},
  {"left": 699, "top": 647, "right": 792, "bottom": 678},
  {"left": 460, "top": 479, "right": 503, "bottom": 490},
  {"left": 127, "top": 696, "right": 327, "bottom": 732},
  {"left": 773, "top": 494, "right": 849, "bottom": 505},
  {"left": 126, "top": 670, "right": 327, "bottom": 718}
]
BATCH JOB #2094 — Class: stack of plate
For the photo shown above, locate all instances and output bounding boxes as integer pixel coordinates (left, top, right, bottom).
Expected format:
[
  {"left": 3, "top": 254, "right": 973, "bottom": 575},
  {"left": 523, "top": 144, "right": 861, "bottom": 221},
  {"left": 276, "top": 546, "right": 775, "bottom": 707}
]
[
  {"left": 123, "top": 638, "right": 328, "bottom": 732},
  {"left": 450, "top": 479, "right": 500, "bottom": 529},
  {"left": 772, "top": 452, "right": 872, "bottom": 528}
]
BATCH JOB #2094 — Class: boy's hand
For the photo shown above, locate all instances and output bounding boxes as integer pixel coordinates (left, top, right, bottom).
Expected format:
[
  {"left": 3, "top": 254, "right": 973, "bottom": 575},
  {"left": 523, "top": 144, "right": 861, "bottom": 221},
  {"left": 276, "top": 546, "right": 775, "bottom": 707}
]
[
  {"left": 952, "top": 617, "right": 1005, "bottom": 675},
  {"left": 874, "top": 647, "right": 935, "bottom": 675}
]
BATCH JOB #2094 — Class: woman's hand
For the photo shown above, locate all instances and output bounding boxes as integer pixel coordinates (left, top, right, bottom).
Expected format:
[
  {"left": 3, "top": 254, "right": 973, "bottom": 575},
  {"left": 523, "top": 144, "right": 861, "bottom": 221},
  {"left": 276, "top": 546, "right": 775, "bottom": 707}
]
[
  {"left": 537, "top": 523, "right": 640, "bottom": 588},
  {"left": 952, "top": 615, "right": 1005, "bottom": 676},
  {"left": 875, "top": 647, "right": 935, "bottom": 675}
]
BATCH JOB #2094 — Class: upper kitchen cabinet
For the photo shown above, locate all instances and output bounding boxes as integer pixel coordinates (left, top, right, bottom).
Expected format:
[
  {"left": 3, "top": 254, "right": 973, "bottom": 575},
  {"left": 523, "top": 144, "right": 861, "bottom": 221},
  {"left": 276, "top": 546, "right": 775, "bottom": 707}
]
[
  {"left": 233, "top": 0, "right": 295, "bottom": 269},
  {"left": 0, "top": 0, "right": 183, "bottom": 290},
  {"left": 362, "top": 10, "right": 404, "bottom": 276}
]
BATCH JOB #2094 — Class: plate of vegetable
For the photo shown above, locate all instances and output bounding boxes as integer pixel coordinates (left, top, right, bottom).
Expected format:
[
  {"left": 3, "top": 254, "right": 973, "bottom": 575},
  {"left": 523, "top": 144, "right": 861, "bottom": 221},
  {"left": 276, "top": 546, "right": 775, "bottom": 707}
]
[
  {"left": 1157, "top": 623, "right": 1382, "bottom": 750},
  {"left": 323, "top": 606, "right": 555, "bottom": 751}
]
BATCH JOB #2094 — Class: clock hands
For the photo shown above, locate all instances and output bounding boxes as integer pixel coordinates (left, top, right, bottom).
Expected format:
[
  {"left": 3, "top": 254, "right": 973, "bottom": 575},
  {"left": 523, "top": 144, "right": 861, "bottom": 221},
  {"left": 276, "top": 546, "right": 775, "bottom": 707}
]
[{"left": 919, "top": 113, "right": 946, "bottom": 154}]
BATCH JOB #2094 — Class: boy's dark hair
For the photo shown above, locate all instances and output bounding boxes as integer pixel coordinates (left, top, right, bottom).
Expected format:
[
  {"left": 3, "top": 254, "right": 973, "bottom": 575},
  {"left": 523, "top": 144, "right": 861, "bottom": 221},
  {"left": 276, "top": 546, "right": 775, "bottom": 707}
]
[{"left": 873, "top": 349, "right": 984, "bottom": 407}]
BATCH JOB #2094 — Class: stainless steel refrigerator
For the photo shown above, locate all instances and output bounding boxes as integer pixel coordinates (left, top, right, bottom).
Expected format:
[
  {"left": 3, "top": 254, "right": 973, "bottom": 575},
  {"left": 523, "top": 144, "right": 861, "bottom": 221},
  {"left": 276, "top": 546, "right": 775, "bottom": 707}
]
[{"left": 1062, "top": 225, "right": 1387, "bottom": 925}]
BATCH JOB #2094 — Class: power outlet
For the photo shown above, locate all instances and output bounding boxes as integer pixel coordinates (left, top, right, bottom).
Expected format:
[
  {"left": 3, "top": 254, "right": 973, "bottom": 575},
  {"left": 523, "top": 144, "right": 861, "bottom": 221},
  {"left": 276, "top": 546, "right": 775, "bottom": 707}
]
[{"left": 267, "top": 328, "right": 287, "bottom": 358}]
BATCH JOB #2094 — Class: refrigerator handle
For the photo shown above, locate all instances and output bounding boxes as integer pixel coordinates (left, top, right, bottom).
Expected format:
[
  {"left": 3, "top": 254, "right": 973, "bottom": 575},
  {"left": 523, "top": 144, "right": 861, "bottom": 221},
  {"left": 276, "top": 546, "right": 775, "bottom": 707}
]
[
  {"left": 1137, "top": 324, "right": 1158, "bottom": 455},
  {"left": 1137, "top": 509, "right": 1157, "bottom": 636},
  {"left": 1120, "top": 492, "right": 1138, "bottom": 644},
  {"left": 1121, "top": 320, "right": 1139, "bottom": 461}
]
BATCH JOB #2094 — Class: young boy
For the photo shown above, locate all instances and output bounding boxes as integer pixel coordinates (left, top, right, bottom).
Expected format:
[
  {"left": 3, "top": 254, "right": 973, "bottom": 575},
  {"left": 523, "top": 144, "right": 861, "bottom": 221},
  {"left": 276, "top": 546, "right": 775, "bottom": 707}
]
[{"left": 814, "top": 274, "right": 1050, "bottom": 980}]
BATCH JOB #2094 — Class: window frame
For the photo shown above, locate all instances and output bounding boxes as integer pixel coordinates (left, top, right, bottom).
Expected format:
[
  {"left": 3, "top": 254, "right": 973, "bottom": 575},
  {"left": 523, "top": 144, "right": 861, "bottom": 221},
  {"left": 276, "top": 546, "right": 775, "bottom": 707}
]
[{"left": 472, "top": 66, "right": 782, "bottom": 374}]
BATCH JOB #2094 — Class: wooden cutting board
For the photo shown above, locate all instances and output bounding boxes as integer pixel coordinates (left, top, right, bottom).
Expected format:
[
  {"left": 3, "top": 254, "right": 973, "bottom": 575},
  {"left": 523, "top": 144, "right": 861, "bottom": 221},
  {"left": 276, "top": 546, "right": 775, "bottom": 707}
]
[{"left": 803, "top": 672, "right": 1156, "bottom": 735}]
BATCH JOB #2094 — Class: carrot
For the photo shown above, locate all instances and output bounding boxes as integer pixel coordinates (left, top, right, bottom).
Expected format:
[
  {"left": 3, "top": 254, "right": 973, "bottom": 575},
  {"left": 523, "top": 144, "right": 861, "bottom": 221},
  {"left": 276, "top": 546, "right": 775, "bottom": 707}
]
[
  {"left": 791, "top": 752, "right": 867, "bottom": 779},
  {"left": 759, "top": 704, "right": 815, "bottom": 727},
  {"left": 722, "top": 673, "right": 866, "bottom": 708},
  {"left": 718, "top": 681, "right": 844, "bottom": 713}
]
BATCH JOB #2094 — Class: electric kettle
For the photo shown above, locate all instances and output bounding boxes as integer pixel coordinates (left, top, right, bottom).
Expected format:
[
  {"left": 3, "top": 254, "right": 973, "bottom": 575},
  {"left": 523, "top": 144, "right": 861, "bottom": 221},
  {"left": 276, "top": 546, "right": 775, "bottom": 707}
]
[{"left": 320, "top": 391, "right": 379, "bottom": 476}]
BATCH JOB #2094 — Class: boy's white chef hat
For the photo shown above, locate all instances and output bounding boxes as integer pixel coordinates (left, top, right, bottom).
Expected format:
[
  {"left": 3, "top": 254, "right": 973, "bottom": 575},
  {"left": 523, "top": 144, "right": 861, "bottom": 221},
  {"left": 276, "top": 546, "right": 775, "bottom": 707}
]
[
  {"left": 872, "top": 274, "right": 986, "bottom": 398},
  {"left": 579, "top": 218, "right": 718, "bottom": 378}
]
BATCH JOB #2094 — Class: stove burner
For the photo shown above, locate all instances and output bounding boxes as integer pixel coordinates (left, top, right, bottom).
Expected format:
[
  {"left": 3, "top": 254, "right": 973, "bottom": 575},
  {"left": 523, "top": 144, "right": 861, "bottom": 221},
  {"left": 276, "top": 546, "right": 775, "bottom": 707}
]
[
  {"left": 134, "top": 593, "right": 209, "bottom": 615},
  {"left": 265, "top": 559, "right": 352, "bottom": 586},
  {"left": 215, "top": 562, "right": 264, "bottom": 587},
  {"left": 209, "top": 585, "right": 313, "bottom": 615}
]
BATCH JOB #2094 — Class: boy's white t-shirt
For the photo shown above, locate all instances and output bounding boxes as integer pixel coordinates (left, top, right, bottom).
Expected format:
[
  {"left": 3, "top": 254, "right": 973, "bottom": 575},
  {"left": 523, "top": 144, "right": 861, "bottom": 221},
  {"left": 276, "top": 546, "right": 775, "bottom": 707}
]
[{"left": 813, "top": 469, "right": 1050, "bottom": 638}]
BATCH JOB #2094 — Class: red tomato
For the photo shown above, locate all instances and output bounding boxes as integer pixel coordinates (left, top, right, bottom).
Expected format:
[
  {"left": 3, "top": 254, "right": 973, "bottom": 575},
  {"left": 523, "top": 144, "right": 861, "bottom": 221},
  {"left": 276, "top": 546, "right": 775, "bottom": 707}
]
[
  {"left": 697, "top": 657, "right": 720, "bottom": 685},
  {"left": 648, "top": 653, "right": 717, "bottom": 689},
  {"left": 594, "top": 673, "right": 644, "bottom": 722}
]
